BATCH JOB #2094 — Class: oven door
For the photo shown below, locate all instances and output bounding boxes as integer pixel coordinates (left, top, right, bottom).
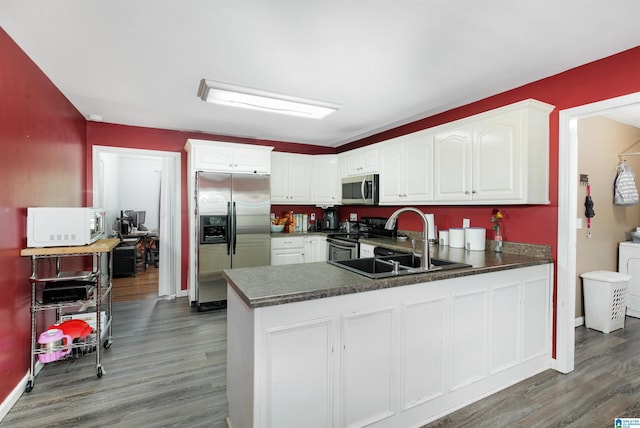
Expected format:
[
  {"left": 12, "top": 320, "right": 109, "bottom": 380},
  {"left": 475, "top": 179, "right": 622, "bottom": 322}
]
[{"left": 327, "top": 238, "right": 359, "bottom": 261}]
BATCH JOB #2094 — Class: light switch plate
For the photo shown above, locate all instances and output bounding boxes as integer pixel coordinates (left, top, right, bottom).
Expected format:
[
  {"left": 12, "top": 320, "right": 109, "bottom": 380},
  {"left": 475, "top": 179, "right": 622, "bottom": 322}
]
[
  {"left": 462, "top": 218, "right": 470, "bottom": 228},
  {"left": 350, "top": 213, "right": 357, "bottom": 221},
  {"left": 576, "top": 218, "right": 582, "bottom": 229}
]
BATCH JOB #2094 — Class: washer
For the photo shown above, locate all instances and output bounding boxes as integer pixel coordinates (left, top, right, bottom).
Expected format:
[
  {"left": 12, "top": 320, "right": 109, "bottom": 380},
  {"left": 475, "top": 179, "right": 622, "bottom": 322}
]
[{"left": 618, "top": 241, "right": 640, "bottom": 317}]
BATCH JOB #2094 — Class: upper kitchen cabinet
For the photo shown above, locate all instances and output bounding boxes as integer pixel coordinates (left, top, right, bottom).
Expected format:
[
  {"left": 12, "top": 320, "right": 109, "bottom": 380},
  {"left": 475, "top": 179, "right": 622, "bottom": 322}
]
[
  {"left": 433, "top": 99, "right": 554, "bottom": 204},
  {"left": 341, "top": 146, "right": 379, "bottom": 177},
  {"left": 185, "top": 139, "right": 272, "bottom": 174},
  {"left": 313, "top": 155, "right": 340, "bottom": 205},
  {"left": 271, "top": 152, "right": 312, "bottom": 204},
  {"left": 378, "top": 130, "right": 434, "bottom": 204}
]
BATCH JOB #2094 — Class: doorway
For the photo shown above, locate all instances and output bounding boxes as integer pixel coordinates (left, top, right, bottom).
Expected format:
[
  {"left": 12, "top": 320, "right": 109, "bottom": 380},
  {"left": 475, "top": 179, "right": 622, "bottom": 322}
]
[
  {"left": 557, "top": 92, "right": 640, "bottom": 373},
  {"left": 92, "top": 146, "right": 182, "bottom": 299}
]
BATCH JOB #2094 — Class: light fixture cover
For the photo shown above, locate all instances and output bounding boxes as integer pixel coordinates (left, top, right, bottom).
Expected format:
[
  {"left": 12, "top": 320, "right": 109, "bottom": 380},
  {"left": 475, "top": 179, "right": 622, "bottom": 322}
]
[{"left": 197, "top": 79, "right": 339, "bottom": 119}]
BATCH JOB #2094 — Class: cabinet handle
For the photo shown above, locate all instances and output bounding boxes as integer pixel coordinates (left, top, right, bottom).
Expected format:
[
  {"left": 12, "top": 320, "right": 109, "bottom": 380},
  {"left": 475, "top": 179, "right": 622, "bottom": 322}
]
[
  {"left": 464, "top": 191, "right": 470, "bottom": 195},
  {"left": 472, "top": 190, "right": 477, "bottom": 194}
]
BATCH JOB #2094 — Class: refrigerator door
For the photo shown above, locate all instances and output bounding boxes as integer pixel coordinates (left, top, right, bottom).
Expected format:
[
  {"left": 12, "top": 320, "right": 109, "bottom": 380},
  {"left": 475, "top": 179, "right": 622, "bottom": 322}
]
[
  {"left": 232, "top": 174, "right": 271, "bottom": 269},
  {"left": 196, "top": 172, "right": 232, "bottom": 310}
]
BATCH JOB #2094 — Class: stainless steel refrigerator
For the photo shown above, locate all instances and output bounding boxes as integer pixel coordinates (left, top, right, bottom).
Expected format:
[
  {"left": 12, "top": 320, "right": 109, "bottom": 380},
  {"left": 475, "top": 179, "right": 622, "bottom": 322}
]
[{"left": 196, "top": 171, "right": 271, "bottom": 311}]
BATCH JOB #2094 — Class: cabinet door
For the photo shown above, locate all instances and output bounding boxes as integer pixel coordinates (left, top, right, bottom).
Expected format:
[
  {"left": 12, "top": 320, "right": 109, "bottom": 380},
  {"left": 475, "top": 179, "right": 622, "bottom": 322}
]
[
  {"left": 359, "top": 243, "right": 375, "bottom": 258},
  {"left": 270, "top": 153, "right": 290, "bottom": 203},
  {"left": 193, "top": 145, "right": 235, "bottom": 172},
  {"left": 271, "top": 248, "right": 304, "bottom": 265},
  {"left": 342, "top": 308, "right": 395, "bottom": 427},
  {"left": 379, "top": 141, "right": 404, "bottom": 203},
  {"left": 472, "top": 111, "right": 522, "bottom": 201},
  {"left": 433, "top": 126, "right": 473, "bottom": 201},
  {"left": 234, "top": 147, "right": 271, "bottom": 173},
  {"left": 265, "top": 319, "right": 334, "bottom": 428},
  {"left": 403, "top": 132, "right": 433, "bottom": 202},
  {"left": 288, "top": 155, "right": 312, "bottom": 203},
  {"left": 304, "top": 236, "right": 327, "bottom": 263},
  {"left": 313, "top": 155, "right": 339, "bottom": 205},
  {"left": 345, "top": 148, "right": 378, "bottom": 176}
]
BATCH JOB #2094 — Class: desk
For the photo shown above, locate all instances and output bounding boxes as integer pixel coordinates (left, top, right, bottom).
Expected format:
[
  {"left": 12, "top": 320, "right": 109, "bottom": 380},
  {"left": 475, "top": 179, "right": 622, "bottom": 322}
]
[{"left": 122, "top": 232, "right": 159, "bottom": 271}]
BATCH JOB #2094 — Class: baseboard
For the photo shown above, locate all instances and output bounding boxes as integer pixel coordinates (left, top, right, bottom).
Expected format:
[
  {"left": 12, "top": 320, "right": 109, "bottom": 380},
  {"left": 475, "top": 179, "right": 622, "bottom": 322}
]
[
  {"left": 226, "top": 416, "right": 232, "bottom": 428},
  {"left": 0, "top": 372, "right": 28, "bottom": 423},
  {"left": 575, "top": 316, "right": 585, "bottom": 327}
]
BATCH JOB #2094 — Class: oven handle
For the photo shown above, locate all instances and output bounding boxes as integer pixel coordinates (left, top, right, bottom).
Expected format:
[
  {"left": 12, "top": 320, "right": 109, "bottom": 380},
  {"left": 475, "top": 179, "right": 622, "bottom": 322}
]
[{"left": 327, "top": 239, "right": 358, "bottom": 250}]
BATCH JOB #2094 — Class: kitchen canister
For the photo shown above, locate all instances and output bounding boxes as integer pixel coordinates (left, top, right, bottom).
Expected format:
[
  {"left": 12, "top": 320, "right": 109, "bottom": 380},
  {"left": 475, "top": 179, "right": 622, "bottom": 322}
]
[
  {"left": 439, "top": 230, "right": 449, "bottom": 246},
  {"left": 465, "top": 227, "right": 486, "bottom": 251},
  {"left": 449, "top": 228, "right": 465, "bottom": 248}
]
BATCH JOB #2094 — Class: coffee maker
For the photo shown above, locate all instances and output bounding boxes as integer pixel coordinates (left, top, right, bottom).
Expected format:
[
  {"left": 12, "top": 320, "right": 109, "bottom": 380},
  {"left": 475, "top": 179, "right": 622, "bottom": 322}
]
[{"left": 321, "top": 207, "right": 338, "bottom": 231}]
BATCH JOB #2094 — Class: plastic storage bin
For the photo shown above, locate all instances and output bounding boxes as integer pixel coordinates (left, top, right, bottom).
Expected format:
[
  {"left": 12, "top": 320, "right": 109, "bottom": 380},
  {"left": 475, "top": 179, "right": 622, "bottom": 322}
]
[{"left": 581, "top": 270, "right": 631, "bottom": 333}]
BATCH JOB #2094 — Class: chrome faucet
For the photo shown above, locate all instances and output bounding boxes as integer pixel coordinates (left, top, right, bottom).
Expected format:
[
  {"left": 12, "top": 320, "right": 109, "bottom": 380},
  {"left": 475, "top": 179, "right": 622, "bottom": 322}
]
[{"left": 384, "top": 207, "right": 431, "bottom": 270}]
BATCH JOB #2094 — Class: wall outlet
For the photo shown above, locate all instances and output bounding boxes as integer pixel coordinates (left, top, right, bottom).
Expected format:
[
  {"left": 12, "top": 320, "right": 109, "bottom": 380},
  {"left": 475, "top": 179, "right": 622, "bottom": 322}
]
[
  {"left": 462, "top": 218, "right": 470, "bottom": 228},
  {"left": 310, "top": 213, "right": 316, "bottom": 221},
  {"left": 350, "top": 213, "right": 357, "bottom": 221}
]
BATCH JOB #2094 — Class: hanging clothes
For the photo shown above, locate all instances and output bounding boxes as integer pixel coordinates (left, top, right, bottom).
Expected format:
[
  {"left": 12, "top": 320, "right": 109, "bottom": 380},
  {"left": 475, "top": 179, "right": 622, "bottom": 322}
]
[
  {"left": 585, "top": 184, "right": 595, "bottom": 237},
  {"left": 614, "top": 161, "right": 639, "bottom": 206}
]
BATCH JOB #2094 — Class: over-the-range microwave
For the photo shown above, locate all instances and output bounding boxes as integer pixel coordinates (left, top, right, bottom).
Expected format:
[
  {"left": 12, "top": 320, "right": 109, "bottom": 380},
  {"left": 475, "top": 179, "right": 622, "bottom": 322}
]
[
  {"left": 341, "top": 174, "right": 379, "bottom": 205},
  {"left": 27, "top": 207, "right": 106, "bottom": 248}
]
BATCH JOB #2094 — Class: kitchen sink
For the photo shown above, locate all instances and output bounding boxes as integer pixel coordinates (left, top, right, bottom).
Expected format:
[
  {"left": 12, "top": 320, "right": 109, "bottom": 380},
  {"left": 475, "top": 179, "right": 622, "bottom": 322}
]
[{"left": 328, "top": 254, "right": 472, "bottom": 279}]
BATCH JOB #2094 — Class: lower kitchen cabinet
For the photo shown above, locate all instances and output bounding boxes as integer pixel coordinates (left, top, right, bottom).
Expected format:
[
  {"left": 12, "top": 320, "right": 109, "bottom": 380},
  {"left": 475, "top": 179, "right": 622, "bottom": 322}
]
[
  {"left": 227, "top": 264, "right": 552, "bottom": 427},
  {"left": 270, "top": 236, "right": 305, "bottom": 265},
  {"left": 304, "top": 235, "right": 327, "bottom": 262}
]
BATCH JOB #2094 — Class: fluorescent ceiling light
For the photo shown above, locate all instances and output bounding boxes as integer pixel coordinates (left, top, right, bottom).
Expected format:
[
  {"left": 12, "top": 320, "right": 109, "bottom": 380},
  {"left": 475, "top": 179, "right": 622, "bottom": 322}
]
[{"left": 197, "top": 79, "right": 339, "bottom": 119}]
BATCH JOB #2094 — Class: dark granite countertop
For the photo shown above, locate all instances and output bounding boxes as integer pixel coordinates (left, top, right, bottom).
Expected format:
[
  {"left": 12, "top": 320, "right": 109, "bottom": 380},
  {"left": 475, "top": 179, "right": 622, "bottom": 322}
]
[{"left": 224, "top": 242, "right": 553, "bottom": 309}]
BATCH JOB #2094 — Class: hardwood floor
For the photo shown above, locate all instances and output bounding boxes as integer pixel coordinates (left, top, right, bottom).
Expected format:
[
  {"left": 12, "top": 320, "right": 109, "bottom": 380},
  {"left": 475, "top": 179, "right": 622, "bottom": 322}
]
[
  {"left": 4, "top": 297, "right": 640, "bottom": 427},
  {"left": 112, "top": 266, "right": 160, "bottom": 302},
  {"left": 2, "top": 298, "right": 228, "bottom": 428}
]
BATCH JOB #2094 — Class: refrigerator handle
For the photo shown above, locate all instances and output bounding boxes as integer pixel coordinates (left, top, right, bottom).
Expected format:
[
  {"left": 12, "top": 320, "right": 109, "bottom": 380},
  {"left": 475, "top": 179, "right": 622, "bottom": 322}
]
[
  {"left": 232, "top": 201, "right": 237, "bottom": 255},
  {"left": 226, "top": 202, "right": 232, "bottom": 255}
]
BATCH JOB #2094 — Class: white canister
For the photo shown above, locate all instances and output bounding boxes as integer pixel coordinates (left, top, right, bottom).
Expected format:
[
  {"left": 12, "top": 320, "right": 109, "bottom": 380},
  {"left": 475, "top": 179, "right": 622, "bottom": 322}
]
[
  {"left": 449, "top": 228, "right": 465, "bottom": 248},
  {"left": 465, "top": 227, "right": 486, "bottom": 251},
  {"left": 439, "top": 230, "right": 449, "bottom": 246}
]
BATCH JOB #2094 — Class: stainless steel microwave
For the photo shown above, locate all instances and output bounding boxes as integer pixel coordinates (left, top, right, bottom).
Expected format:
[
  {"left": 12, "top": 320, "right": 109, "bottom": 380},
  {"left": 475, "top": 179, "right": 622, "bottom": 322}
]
[{"left": 341, "top": 174, "right": 379, "bottom": 205}]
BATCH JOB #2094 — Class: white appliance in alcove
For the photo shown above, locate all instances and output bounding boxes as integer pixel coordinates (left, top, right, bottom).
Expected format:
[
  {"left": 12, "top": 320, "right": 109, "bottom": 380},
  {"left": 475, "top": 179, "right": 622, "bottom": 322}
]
[{"left": 618, "top": 241, "right": 640, "bottom": 317}]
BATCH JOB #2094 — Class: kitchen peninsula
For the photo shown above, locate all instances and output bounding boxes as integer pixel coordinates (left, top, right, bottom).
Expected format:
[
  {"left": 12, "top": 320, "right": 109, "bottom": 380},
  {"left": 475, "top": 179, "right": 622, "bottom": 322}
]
[{"left": 224, "top": 245, "right": 553, "bottom": 428}]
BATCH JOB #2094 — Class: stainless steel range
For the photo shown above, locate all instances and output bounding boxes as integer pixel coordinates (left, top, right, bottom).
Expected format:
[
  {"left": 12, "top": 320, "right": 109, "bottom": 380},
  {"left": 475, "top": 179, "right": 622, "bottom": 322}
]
[{"left": 326, "top": 217, "right": 396, "bottom": 261}]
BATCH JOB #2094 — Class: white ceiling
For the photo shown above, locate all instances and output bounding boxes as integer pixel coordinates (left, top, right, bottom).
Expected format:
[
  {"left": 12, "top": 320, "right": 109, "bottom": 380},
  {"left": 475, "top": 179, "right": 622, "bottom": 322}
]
[{"left": 1, "top": 1, "right": 639, "bottom": 148}]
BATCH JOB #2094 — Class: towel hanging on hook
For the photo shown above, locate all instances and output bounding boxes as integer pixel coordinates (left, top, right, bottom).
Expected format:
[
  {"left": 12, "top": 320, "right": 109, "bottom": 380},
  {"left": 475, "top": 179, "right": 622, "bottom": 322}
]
[{"left": 614, "top": 161, "right": 639, "bottom": 206}]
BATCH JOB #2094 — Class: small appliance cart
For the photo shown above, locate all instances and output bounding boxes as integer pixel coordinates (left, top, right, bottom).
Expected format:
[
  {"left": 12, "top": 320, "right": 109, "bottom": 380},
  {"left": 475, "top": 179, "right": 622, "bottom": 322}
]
[{"left": 20, "top": 238, "right": 119, "bottom": 392}]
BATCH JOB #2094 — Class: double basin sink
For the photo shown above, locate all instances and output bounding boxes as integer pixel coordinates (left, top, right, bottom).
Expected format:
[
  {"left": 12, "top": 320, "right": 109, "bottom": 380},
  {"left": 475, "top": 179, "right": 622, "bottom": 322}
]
[{"left": 328, "top": 253, "right": 472, "bottom": 279}]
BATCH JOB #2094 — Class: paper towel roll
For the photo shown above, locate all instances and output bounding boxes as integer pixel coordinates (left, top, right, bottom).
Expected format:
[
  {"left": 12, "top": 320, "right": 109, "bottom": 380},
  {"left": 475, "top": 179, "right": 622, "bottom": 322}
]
[
  {"left": 465, "top": 227, "right": 486, "bottom": 251},
  {"left": 439, "top": 230, "right": 449, "bottom": 246},
  {"left": 449, "top": 228, "right": 465, "bottom": 248},
  {"left": 425, "top": 213, "right": 436, "bottom": 241}
]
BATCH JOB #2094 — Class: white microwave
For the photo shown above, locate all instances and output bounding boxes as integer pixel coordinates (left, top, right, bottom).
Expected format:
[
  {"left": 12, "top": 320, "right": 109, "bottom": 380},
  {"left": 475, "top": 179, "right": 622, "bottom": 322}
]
[
  {"left": 27, "top": 207, "right": 105, "bottom": 247},
  {"left": 341, "top": 174, "right": 379, "bottom": 205}
]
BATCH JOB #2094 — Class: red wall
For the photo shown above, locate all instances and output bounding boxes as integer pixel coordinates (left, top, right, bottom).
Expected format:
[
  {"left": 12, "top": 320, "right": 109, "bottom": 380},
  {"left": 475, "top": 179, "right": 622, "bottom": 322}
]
[
  {"left": 86, "top": 124, "right": 336, "bottom": 292},
  {"left": 0, "top": 28, "right": 87, "bottom": 404}
]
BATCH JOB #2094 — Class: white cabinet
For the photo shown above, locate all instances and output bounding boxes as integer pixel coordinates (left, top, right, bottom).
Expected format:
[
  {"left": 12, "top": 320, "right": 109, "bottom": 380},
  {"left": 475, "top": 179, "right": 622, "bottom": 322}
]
[
  {"left": 227, "top": 264, "right": 553, "bottom": 428},
  {"left": 304, "top": 235, "right": 327, "bottom": 263},
  {"left": 271, "top": 236, "right": 305, "bottom": 265},
  {"left": 185, "top": 139, "right": 272, "bottom": 173},
  {"left": 379, "top": 131, "right": 434, "bottom": 204},
  {"left": 359, "top": 243, "right": 375, "bottom": 258},
  {"left": 343, "top": 147, "right": 379, "bottom": 177},
  {"left": 271, "top": 152, "right": 312, "bottom": 204},
  {"left": 433, "top": 99, "right": 553, "bottom": 204},
  {"left": 313, "top": 155, "right": 340, "bottom": 205}
]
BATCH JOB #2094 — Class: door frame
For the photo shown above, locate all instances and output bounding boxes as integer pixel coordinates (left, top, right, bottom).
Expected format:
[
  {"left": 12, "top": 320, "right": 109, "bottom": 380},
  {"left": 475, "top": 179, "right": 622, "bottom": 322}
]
[
  {"left": 92, "top": 145, "right": 183, "bottom": 298},
  {"left": 556, "top": 91, "right": 640, "bottom": 373}
]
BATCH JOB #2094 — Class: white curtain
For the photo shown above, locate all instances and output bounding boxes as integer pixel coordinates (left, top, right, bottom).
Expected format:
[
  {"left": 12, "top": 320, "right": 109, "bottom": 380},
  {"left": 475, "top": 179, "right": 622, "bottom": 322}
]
[{"left": 158, "top": 156, "right": 177, "bottom": 298}]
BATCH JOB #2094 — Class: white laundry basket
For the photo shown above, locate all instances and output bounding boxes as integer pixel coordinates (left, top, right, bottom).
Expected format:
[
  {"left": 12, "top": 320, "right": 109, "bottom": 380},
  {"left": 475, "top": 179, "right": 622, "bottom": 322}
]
[{"left": 581, "top": 270, "right": 631, "bottom": 333}]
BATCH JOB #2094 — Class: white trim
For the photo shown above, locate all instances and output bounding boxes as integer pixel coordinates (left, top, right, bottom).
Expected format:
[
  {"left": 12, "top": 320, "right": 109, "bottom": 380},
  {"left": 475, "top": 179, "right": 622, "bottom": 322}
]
[
  {"left": 575, "top": 317, "right": 585, "bottom": 328},
  {"left": 0, "top": 372, "right": 29, "bottom": 423},
  {"left": 556, "top": 91, "right": 640, "bottom": 373},
  {"left": 92, "top": 146, "right": 182, "bottom": 300}
]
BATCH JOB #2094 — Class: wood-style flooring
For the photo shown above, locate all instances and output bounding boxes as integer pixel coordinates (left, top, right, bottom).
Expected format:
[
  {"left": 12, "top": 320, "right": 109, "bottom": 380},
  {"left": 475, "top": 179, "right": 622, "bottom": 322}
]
[
  {"left": 4, "top": 292, "right": 640, "bottom": 427},
  {"left": 112, "top": 266, "right": 160, "bottom": 302}
]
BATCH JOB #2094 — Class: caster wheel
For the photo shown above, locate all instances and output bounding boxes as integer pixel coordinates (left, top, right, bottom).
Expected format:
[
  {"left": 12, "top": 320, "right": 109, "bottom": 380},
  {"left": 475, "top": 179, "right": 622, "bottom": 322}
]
[
  {"left": 25, "top": 380, "right": 33, "bottom": 393},
  {"left": 97, "top": 366, "right": 103, "bottom": 378},
  {"left": 103, "top": 340, "right": 112, "bottom": 349}
]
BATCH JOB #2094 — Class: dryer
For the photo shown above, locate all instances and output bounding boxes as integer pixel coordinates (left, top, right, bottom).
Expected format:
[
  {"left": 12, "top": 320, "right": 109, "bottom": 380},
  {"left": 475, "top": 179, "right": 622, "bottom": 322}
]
[{"left": 618, "top": 241, "right": 640, "bottom": 317}]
